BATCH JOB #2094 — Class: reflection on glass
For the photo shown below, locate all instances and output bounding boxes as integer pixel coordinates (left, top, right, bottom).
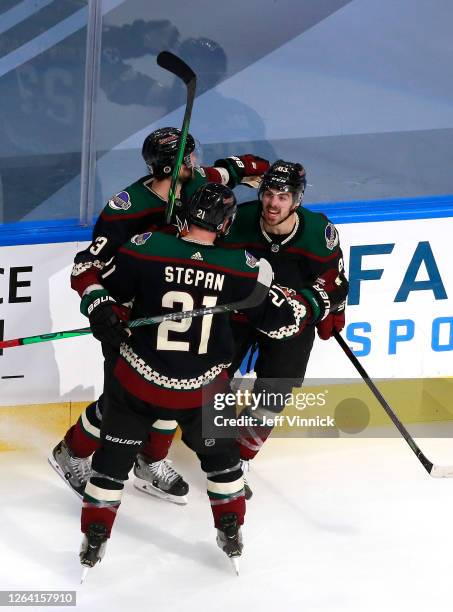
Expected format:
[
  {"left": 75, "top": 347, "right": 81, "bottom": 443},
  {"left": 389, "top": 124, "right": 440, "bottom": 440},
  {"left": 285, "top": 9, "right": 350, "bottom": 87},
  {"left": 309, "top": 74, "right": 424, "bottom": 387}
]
[{"left": 0, "top": 0, "right": 88, "bottom": 223}]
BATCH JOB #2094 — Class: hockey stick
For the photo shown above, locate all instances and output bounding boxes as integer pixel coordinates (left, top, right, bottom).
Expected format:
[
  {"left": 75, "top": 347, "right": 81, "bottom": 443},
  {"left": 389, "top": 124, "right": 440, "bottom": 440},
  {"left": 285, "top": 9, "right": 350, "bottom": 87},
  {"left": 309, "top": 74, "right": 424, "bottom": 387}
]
[
  {"left": 0, "top": 259, "right": 273, "bottom": 350},
  {"left": 333, "top": 330, "right": 453, "bottom": 478},
  {"left": 156, "top": 51, "right": 196, "bottom": 225}
]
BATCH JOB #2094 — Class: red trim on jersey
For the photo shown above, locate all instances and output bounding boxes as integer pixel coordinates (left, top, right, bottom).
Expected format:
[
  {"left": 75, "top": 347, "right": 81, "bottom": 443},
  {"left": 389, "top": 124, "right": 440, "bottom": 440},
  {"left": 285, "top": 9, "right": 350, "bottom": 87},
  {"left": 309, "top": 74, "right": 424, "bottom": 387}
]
[
  {"left": 230, "top": 312, "right": 249, "bottom": 323},
  {"left": 155, "top": 225, "right": 177, "bottom": 235},
  {"left": 285, "top": 246, "right": 340, "bottom": 261},
  {"left": 218, "top": 242, "right": 264, "bottom": 251},
  {"left": 220, "top": 240, "right": 339, "bottom": 262},
  {"left": 118, "top": 248, "right": 259, "bottom": 279},
  {"left": 100, "top": 207, "right": 165, "bottom": 222},
  {"left": 115, "top": 358, "right": 228, "bottom": 409}
]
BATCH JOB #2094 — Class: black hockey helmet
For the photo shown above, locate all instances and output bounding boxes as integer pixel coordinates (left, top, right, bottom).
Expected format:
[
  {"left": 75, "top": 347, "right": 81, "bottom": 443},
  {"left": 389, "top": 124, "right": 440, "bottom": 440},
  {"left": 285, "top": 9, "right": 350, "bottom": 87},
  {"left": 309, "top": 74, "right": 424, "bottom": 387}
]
[
  {"left": 186, "top": 183, "right": 237, "bottom": 234},
  {"left": 258, "top": 160, "right": 307, "bottom": 205},
  {"left": 142, "top": 127, "right": 196, "bottom": 179}
]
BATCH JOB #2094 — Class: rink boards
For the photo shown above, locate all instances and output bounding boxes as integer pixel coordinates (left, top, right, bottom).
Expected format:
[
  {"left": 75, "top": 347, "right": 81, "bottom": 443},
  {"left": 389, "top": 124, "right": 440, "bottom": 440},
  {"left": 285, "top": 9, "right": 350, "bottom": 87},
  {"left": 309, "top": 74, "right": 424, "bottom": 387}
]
[{"left": 1, "top": 212, "right": 453, "bottom": 448}]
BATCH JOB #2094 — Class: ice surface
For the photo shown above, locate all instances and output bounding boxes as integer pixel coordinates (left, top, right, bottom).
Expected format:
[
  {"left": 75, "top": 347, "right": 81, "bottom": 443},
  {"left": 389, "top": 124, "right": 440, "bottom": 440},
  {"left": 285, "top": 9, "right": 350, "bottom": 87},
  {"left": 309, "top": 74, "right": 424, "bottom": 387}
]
[{"left": 2, "top": 435, "right": 453, "bottom": 611}]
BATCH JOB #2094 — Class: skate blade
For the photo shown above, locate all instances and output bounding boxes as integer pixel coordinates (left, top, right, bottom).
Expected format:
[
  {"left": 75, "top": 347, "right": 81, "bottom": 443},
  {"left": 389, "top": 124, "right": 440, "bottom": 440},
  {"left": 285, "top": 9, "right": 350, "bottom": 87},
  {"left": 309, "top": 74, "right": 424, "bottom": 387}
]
[
  {"left": 133, "top": 478, "right": 188, "bottom": 505},
  {"left": 229, "top": 556, "right": 240, "bottom": 576},
  {"left": 80, "top": 567, "right": 90, "bottom": 584},
  {"left": 47, "top": 456, "right": 83, "bottom": 500}
]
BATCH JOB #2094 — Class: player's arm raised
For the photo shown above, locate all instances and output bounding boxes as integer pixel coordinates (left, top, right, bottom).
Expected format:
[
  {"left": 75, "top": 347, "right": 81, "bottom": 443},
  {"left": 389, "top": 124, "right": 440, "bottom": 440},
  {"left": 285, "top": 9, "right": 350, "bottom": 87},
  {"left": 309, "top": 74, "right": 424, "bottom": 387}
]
[
  {"left": 183, "top": 155, "right": 270, "bottom": 199},
  {"left": 213, "top": 154, "right": 270, "bottom": 188}
]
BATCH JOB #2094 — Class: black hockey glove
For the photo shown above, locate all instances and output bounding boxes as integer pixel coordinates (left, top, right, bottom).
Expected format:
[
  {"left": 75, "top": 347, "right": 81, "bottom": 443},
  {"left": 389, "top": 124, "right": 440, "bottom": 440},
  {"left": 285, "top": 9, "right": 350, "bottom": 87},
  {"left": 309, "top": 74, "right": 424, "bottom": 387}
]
[
  {"left": 214, "top": 155, "right": 270, "bottom": 188},
  {"left": 300, "top": 269, "right": 349, "bottom": 324},
  {"left": 82, "top": 290, "right": 131, "bottom": 348}
]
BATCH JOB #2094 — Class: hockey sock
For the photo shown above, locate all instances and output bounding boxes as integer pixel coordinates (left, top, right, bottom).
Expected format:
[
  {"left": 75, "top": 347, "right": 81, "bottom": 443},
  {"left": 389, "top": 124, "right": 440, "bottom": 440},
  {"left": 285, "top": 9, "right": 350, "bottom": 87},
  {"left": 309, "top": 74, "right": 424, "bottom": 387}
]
[
  {"left": 140, "top": 419, "right": 178, "bottom": 462},
  {"left": 65, "top": 401, "right": 102, "bottom": 457},
  {"left": 81, "top": 472, "right": 124, "bottom": 537},
  {"left": 238, "top": 423, "right": 273, "bottom": 460},
  {"left": 206, "top": 464, "right": 245, "bottom": 527}
]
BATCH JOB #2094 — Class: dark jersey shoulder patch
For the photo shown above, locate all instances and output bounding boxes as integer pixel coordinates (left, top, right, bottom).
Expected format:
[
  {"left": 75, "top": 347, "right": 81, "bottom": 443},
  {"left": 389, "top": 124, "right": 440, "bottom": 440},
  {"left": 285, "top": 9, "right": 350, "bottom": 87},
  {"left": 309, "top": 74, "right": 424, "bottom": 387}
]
[
  {"left": 245, "top": 250, "right": 258, "bottom": 268},
  {"left": 325, "top": 222, "right": 339, "bottom": 251},
  {"left": 108, "top": 191, "right": 132, "bottom": 211},
  {"left": 131, "top": 231, "right": 153, "bottom": 245}
]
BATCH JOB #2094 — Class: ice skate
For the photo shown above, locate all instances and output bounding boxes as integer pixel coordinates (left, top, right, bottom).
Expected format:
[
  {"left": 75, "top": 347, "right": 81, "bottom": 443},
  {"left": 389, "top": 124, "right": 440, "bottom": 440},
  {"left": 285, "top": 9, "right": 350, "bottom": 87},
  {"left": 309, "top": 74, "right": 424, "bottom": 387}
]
[
  {"left": 216, "top": 513, "right": 243, "bottom": 575},
  {"left": 133, "top": 454, "right": 189, "bottom": 504},
  {"left": 48, "top": 440, "right": 91, "bottom": 499},
  {"left": 240, "top": 459, "right": 253, "bottom": 500},
  {"left": 80, "top": 523, "right": 108, "bottom": 582}
]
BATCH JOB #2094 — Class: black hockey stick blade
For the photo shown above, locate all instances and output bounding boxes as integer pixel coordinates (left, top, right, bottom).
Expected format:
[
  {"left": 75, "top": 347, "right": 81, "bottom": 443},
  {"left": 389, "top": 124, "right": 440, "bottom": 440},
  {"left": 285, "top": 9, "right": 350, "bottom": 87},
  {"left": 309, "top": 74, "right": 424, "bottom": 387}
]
[
  {"left": 333, "top": 330, "right": 453, "bottom": 478},
  {"left": 157, "top": 51, "right": 195, "bottom": 85},
  {"left": 156, "top": 51, "right": 197, "bottom": 224},
  {"left": 129, "top": 258, "right": 273, "bottom": 328}
]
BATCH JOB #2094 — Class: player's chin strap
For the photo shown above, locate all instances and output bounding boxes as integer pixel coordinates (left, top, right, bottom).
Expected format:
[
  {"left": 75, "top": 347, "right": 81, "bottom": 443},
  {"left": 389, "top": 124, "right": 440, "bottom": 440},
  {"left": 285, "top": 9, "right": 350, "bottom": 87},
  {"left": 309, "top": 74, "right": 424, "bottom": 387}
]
[{"left": 333, "top": 330, "right": 453, "bottom": 479}]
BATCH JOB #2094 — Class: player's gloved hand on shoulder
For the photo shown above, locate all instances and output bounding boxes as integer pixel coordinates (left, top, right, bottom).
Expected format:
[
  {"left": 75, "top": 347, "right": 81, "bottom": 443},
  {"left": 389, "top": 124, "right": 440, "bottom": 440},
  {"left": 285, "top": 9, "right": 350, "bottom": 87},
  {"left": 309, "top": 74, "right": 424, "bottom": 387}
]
[
  {"left": 214, "top": 155, "right": 270, "bottom": 188},
  {"left": 300, "top": 269, "right": 349, "bottom": 326},
  {"left": 81, "top": 289, "right": 131, "bottom": 347}
]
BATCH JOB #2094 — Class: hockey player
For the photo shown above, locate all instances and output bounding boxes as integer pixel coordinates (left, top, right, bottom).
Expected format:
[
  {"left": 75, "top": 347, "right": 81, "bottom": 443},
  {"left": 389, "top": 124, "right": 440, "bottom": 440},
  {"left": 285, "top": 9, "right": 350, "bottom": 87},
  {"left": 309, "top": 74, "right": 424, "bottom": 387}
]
[
  {"left": 218, "top": 160, "right": 348, "bottom": 498},
  {"left": 77, "top": 182, "right": 348, "bottom": 573},
  {"left": 49, "top": 127, "right": 269, "bottom": 504}
]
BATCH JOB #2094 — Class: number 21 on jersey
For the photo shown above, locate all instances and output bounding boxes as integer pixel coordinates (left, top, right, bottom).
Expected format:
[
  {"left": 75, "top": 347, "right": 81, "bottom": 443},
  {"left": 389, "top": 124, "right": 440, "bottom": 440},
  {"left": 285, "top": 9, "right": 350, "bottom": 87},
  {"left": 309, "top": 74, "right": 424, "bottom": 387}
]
[{"left": 156, "top": 291, "right": 218, "bottom": 354}]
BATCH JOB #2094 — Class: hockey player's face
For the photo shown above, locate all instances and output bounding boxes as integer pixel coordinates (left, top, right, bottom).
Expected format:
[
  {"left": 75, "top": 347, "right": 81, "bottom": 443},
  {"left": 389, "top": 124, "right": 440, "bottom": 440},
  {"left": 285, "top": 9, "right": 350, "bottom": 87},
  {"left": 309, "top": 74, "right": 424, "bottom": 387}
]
[{"left": 261, "top": 188, "right": 295, "bottom": 226}]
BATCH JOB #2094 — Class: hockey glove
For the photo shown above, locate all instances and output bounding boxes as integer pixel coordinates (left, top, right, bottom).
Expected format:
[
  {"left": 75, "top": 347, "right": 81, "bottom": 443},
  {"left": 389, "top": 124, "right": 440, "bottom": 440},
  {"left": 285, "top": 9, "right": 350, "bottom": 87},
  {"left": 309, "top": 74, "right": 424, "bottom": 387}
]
[
  {"left": 316, "top": 309, "right": 346, "bottom": 340},
  {"left": 81, "top": 289, "right": 131, "bottom": 348},
  {"left": 300, "top": 269, "right": 349, "bottom": 325},
  {"left": 214, "top": 155, "right": 270, "bottom": 188}
]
